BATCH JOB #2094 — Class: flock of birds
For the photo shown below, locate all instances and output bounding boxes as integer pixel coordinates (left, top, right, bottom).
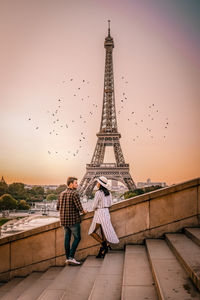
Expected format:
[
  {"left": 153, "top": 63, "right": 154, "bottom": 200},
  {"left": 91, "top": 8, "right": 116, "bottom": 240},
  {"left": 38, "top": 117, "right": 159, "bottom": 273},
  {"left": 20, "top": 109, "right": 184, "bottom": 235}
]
[
  {"left": 117, "top": 77, "right": 169, "bottom": 141},
  {"left": 27, "top": 76, "right": 169, "bottom": 161}
]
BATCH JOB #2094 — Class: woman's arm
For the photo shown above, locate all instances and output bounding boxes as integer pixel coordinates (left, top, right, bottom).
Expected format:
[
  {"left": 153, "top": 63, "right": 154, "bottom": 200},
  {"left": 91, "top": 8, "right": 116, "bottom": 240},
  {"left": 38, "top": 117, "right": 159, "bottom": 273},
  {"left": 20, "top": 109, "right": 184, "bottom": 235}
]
[
  {"left": 92, "top": 191, "right": 101, "bottom": 210},
  {"left": 109, "top": 193, "right": 113, "bottom": 207}
]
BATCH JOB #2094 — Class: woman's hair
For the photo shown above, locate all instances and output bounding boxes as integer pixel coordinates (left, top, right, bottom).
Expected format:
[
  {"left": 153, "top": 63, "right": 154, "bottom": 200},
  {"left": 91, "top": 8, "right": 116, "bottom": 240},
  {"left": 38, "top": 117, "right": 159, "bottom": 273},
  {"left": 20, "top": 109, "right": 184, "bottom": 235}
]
[{"left": 99, "top": 184, "right": 110, "bottom": 196}]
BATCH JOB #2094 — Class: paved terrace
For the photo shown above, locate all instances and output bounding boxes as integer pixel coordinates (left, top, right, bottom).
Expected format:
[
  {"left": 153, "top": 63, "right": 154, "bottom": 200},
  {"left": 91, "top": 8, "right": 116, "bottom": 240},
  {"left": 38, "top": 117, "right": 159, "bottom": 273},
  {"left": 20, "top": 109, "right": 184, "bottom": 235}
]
[{"left": 0, "top": 177, "right": 199, "bottom": 282}]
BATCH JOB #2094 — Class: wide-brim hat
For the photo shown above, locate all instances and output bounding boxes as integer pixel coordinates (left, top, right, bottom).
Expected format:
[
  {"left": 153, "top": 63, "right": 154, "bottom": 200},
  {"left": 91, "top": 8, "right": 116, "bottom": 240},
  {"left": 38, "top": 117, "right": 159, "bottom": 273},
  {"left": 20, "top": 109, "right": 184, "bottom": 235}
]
[{"left": 97, "top": 176, "right": 109, "bottom": 189}]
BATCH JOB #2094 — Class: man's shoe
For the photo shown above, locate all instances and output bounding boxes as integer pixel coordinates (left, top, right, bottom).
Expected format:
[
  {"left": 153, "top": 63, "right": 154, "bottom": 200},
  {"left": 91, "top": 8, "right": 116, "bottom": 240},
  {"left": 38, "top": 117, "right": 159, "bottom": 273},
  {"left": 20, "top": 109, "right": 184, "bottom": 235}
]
[{"left": 68, "top": 258, "right": 81, "bottom": 265}]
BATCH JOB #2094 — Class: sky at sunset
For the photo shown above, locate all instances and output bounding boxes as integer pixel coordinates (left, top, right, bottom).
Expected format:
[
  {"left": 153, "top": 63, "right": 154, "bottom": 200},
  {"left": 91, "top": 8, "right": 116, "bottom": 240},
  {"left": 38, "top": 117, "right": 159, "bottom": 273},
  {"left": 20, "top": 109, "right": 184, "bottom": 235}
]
[{"left": 0, "top": 0, "right": 200, "bottom": 186}]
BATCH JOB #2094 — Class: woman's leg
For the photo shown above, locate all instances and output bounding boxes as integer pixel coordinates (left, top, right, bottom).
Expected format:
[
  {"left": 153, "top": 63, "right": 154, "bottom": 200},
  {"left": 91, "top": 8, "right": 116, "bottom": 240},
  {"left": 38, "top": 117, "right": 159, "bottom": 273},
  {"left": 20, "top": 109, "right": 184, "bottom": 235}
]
[
  {"left": 100, "top": 225, "right": 106, "bottom": 242},
  {"left": 90, "top": 223, "right": 103, "bottom": 244},
  {"left": 99, "top": 225, "right": 111, "bottom": 251}
]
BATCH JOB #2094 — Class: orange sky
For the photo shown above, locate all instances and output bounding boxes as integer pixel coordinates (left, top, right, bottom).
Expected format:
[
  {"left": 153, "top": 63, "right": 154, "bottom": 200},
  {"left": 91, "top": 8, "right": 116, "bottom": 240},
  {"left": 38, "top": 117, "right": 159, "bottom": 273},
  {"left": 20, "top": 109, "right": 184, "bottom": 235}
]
[{"left": 0, "top": 0, "right": 200, "bottom": 186}]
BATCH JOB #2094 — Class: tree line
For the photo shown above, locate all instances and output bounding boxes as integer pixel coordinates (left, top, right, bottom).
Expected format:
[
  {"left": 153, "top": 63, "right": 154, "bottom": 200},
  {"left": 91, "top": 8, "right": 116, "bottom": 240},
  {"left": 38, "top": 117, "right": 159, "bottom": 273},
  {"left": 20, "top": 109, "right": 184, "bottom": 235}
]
[
  {"left": 124, "top": 186, "right": 163, "bottom": 199},
  {"left": 0, "top": 181, "right": 67, "bottom": 211}
]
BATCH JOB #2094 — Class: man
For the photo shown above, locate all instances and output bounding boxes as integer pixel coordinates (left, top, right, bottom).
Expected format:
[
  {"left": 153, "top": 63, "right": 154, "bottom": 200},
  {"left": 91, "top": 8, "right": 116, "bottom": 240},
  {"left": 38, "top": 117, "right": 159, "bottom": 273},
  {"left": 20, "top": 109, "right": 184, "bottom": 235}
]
[{"left": 57, "top": 177, "right": 87, "bottom": 265}]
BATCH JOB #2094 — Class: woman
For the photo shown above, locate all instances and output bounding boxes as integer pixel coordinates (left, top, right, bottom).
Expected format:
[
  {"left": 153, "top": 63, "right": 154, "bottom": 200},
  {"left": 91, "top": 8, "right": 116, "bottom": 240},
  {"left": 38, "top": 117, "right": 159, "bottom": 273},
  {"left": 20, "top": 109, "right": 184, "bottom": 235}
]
[{"left": 88, "top": 176, "right": 119, "bottom": 258}]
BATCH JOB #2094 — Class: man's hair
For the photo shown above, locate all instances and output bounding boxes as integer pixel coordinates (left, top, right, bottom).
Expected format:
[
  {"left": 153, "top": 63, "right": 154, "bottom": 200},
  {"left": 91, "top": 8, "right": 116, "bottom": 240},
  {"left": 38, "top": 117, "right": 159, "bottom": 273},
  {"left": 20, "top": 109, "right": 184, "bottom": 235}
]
[{"left": 67, "top": 177, "right": 77, "bottom": 186}]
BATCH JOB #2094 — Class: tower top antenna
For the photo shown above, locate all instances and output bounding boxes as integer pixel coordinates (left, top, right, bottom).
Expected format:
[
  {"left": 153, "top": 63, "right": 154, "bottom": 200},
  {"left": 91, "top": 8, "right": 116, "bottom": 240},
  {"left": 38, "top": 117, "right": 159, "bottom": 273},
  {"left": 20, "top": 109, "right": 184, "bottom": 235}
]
[{"left": 108, "top": 20, "right": 111, "bottom": 37}]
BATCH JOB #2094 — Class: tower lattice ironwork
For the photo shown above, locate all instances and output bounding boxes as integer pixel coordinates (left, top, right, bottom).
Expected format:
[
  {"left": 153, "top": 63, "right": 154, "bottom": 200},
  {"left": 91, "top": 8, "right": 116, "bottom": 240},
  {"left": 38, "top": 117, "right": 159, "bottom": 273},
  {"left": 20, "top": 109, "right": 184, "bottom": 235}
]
[{"left": 78, "top": 21, "right": 136, "bottom": 196}]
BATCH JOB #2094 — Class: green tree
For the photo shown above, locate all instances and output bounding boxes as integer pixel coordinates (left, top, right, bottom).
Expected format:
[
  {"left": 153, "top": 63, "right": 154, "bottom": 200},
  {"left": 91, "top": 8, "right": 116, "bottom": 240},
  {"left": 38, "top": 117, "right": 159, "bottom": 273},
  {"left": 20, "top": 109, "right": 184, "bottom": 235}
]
[
  {"left": 124, "top": 186, "right": 162, "bottom": 200},
  {"left": 55, "top": 185, "right": 67, "bottom": 195},
  {"left": 46, "top": 194, "right": 57, "bottom": 201},
  {"left": 27, "top": 186, "right": 44, "bottom": 196},
  {"left": 32, "top": 186, "right": 44, "bottom": 195},
  {"left": 0, "top": 181, "right": 8, "bottom": 196},
  {"left": 134, "top": 188, "right": 144, "bottom": 195},
  {"left": 143, "top": 185, "right": 162, "bottom": 193},
  {"left": 18, "top": 200, "right": 30, "bottom": 210},
  {"left": 45, "top": 188, "right": 56, "bottom": 195},
  {"left": 0, "top": 194, "right": 18, "bottom": 210},
  {"left": 26, "top": 186, "right": 45, "bottom": 202},
  {"left": 124, "top": 191, "right": 137, "bottom": 199},
  {"left": 8, "top": 183, "right": 27, "bottom": 201}
]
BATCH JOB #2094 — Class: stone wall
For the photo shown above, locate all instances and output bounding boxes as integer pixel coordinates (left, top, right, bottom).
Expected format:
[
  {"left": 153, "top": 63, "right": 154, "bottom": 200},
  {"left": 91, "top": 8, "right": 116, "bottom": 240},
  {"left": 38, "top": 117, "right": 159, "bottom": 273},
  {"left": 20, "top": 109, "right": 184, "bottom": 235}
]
[{"left": 0, "top": 177, "right": 199, "bottom": 281}]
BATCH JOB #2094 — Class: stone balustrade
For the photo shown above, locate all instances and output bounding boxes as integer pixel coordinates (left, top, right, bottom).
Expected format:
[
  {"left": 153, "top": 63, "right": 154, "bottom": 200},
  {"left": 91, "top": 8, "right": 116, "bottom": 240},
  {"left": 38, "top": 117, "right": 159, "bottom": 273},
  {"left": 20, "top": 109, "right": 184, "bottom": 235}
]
[{"left": 0, "top": 177, "right": 199, "bottom": 281}]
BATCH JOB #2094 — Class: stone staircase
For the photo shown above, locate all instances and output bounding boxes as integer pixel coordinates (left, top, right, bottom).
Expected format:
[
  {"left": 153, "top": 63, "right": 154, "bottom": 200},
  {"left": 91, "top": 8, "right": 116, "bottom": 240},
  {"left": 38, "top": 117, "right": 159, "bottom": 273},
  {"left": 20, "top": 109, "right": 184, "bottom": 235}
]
[{"left": 0, "top": 227, "right": 200, "bottom": 300}]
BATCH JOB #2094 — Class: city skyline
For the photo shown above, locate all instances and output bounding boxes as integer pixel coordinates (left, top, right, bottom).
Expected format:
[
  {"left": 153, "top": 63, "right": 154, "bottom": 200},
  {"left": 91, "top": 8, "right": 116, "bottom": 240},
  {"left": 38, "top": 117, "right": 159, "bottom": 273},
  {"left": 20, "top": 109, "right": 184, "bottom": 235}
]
[{"left": 0, "top": 0, "right": 200, "bottom": 186}]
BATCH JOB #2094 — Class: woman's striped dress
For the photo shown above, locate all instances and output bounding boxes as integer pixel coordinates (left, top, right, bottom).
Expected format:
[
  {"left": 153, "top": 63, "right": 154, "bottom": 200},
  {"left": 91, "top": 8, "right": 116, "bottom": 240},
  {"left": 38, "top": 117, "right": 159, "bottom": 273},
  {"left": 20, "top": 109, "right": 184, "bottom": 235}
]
[{"left": 88, "top": 190, "right": 119, "bottom": 244}]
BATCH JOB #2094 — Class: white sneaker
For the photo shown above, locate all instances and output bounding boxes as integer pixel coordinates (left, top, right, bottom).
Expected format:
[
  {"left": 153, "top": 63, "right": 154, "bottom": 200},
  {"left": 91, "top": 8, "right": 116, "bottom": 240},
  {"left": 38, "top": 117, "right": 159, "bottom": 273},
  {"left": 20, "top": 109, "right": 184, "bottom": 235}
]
[{"left": 68, "top": 258, "right": 81, "bottom": 265}]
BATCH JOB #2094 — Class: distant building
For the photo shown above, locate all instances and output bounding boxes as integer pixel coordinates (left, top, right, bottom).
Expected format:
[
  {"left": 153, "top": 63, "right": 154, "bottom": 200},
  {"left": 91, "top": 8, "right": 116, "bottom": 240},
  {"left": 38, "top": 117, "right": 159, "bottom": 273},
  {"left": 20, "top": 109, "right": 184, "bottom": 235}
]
[
  {"left": 137, "top": 178, "right": 167, "bottom": 188},
  {"left": 43, "top": 185, "right": 58, "bottom": 192},
  {"left": 24, "top": 184, "right": 59, "bottom": 192},
  {"left": 0, "top": 176, "right": 6, "bottom": 184},
  {"left": 111, "top": 180, "right": 118, "bottom": 190}
]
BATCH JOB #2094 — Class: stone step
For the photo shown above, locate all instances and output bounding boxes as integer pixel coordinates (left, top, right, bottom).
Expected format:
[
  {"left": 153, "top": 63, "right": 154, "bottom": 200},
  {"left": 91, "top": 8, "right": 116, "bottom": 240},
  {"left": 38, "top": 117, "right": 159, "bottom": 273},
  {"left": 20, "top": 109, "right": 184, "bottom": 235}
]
[
  {"left": 185, "top": 228, "right": 200, "bottom": 247},
  {"left": 17, "top": 267, "right": 63, "bottom": 300},
  {"left": 1, "top": 272, "right": 43, "bottom": 300},
  {"left": 121, "top": 245, "right": 157, "bottom": 300},
  {"left": 0, "top": 278, "right": 24, "bottom": 298},
  {"left": 62, "top": 256, "right": 103, "bottom": 300},
  {"left": 88, "top": 251, "right": 124, "bottom": 300},
  {"left": 38, "top": 263, "right": 81, "bottom": 300},
  {"left": 146, "top": 239, "right": 200, "bottom": 299},
  {"left": 166, "top": 233, "right": 200, "bottom": 291}
]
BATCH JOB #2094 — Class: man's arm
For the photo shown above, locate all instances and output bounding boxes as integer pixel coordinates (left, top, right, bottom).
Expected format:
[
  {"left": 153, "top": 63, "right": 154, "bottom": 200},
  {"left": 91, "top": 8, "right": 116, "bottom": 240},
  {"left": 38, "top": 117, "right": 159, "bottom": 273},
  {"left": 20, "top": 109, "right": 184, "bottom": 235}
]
[
  {"left": 57, "top": 193, "right": 61, "bottom": 211},
  {"left": 73, "top": 192, "right": 86, "bottom": 214}
]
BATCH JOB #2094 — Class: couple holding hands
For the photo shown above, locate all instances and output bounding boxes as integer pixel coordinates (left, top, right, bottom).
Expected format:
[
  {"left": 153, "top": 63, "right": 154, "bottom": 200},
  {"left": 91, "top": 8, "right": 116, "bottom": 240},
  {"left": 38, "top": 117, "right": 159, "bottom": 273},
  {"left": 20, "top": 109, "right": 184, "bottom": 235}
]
[{"left": 57, "top": 176, "right": 119, "bottom": 265}]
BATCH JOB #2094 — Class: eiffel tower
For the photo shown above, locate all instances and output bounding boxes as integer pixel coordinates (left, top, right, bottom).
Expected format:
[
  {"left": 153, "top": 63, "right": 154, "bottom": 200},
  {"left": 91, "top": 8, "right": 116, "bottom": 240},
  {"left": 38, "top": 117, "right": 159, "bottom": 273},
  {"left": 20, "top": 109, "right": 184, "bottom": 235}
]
[{"left": 78, "top": 21, "right": 136, "bottom": 196}]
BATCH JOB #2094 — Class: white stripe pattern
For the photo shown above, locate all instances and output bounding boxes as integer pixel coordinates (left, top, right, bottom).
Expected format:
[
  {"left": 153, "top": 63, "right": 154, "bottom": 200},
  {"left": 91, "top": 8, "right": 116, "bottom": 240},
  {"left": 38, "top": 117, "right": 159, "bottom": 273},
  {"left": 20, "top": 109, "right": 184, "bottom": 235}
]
[{"left": 88, "top": 190, "right": 119, "bottom": 244}]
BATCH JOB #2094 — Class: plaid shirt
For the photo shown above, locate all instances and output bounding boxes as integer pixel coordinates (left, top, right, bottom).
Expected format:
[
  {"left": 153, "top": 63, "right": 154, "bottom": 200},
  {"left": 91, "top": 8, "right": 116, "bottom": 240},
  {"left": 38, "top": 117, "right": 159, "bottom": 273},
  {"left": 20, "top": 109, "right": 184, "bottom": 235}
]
[{"left": 57, "top": 188, "right": 84, "bottom": 227}]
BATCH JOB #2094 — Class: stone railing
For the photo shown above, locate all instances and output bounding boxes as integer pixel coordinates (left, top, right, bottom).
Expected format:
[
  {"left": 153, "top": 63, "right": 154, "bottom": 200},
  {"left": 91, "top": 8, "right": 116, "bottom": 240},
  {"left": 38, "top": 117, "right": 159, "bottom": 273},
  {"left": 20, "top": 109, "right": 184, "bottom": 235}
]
[{"left": 0, "top": 177, "right": 199, "bottom": 281}]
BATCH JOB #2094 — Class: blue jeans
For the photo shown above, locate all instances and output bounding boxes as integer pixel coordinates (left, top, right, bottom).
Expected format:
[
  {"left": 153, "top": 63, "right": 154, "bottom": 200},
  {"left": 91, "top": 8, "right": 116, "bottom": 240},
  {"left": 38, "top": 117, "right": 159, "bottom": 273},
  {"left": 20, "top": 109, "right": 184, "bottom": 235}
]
[{"left": 64, "top": 223, "right": 81, "bottom": 259}]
